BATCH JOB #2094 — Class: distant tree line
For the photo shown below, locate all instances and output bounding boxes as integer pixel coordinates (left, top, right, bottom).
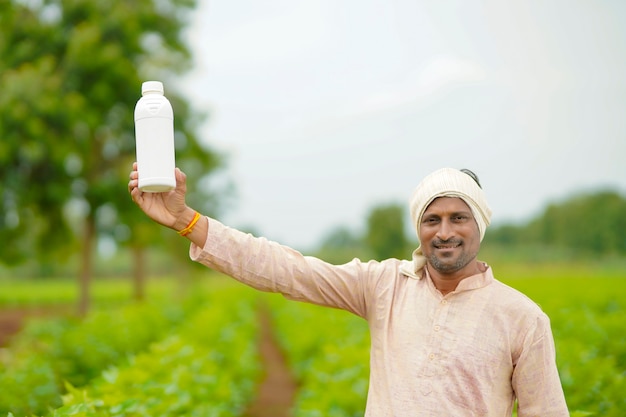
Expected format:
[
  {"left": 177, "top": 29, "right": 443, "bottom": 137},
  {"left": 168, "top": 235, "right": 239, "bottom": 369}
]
[
  {"left": 484, "top": 189, "right": 626, "bottom": 256},
  {"left": 314, "top": 189, "right": 626, "bottom": 264}
]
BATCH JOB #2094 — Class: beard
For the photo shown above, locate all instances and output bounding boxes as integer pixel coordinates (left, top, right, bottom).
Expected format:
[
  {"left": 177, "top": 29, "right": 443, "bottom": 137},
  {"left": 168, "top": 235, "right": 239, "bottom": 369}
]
[{"left": 425, "top": 239, "right": 478, "bottom": 274}]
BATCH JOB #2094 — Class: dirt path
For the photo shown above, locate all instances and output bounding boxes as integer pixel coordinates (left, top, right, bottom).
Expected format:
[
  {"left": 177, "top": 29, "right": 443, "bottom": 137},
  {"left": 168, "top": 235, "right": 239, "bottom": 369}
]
[
  {"left": 0, "top": 306, "right": 74, "bottom": 347},
  {"left": 243, "top": 305, "right": 298, "bottom": 417},
  {"left": 0, "top": 309, "right": 24, "bottom": 346}
]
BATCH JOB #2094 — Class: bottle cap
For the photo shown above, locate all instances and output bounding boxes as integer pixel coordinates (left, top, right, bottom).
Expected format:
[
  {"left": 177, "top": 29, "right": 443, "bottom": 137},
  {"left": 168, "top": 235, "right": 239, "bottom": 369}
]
[{"left": 142, "top": 81, "right": 164, "bottom": 95}]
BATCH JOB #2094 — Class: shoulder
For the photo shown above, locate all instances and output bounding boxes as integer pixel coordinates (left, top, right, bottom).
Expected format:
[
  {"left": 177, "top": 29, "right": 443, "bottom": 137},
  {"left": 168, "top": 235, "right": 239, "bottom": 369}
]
[
  {"left": 487, "top": 278, "right": 551, "bottom": 331},
  {"left": 492, "top": 279, "right": 546, "bottom": 311},
  {"left": 348, "top": 257, "right": 420, "bottom": 297},
  {"left": 483, "top": 279, "right": 557, "bottom": 360}
]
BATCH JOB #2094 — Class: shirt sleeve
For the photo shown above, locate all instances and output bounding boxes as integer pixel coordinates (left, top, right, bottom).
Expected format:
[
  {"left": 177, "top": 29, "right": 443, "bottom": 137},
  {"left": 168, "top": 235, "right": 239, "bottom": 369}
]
[
  {"left": 512, "top": 314, "right": 569, "bottom": 417},
  {"left": 189, "top": 218, "right": 372, "bottom": 317}
]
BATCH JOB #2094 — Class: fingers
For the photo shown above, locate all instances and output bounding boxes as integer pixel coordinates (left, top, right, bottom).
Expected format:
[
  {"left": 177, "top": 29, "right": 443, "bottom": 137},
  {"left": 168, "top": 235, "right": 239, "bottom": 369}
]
[
  {"left": 128, "top": 179, "right": 141, "bottom": 204},
  {"left": 128, "top": 162, "right": 140, "bottom": 202},
  {"left": 128, "top": 177, "right": 138, "bottom": 192},
  {"left": 175, "top": 167, "right": 186, "bottom": 184}
]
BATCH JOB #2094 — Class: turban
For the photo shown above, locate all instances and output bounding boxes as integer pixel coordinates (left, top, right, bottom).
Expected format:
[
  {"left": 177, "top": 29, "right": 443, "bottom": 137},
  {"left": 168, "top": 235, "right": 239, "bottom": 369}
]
[{"left": 400, "top": 168, "right": 492, "bottom": 278}]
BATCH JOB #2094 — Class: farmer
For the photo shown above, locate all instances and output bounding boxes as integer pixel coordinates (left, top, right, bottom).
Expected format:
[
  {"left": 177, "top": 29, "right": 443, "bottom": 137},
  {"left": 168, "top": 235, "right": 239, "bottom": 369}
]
[{"left": 128, "top": 164, "right": 569, "bottom": 416}]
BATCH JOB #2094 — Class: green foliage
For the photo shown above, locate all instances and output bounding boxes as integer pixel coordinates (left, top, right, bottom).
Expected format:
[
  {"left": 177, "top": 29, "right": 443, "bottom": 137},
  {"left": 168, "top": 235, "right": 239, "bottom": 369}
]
[
  {"left": 315, "top": 226, "right": 371, "bottom": 265},
  {"left": 0, "top": 300, "right": 198, "bottom": 416},
  {"left": 485, "top": 190, "right": 626, "bottom": 256},
  {"left": 0, "top": 355, "right": 60, "bottom": 416},
  {"left": 314, "top": 202, "right": 415, "bottom": 264},
  {"left": 0, "top": 277, "right": 182, "bottom": 308},
  {"left": 365, "top": 203, "right": 410, "bottom": 260},
  {"left": 45, "top": 286, "right": 261, "bottom": 417},
  {"left": 1, "top": 282, "right": 262, "bottom": 417},
  {"left": 0, "top": 0, "right": 223, "bottom": 267}
]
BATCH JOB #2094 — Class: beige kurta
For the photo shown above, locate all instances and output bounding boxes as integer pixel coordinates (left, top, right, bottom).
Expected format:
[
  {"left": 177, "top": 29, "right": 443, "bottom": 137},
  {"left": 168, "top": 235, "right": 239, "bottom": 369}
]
[{"left": 190, "top": 219, "right": 569, "bottom": 417}]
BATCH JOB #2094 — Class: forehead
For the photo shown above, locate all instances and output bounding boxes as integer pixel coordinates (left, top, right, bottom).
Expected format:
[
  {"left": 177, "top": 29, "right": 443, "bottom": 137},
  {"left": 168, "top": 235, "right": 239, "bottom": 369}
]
[{"left": 423, "top": 197, "right": 472, "bottom": 215}]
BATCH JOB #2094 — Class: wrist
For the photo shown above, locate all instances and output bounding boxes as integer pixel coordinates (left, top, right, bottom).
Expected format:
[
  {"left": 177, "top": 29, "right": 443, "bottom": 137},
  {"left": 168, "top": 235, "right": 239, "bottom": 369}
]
[
  {"left": 173, "top": 207, "right": 198, "bottom": 232},
  {"left": 178, "top": 211, "right": 201, "bottom": 237}
]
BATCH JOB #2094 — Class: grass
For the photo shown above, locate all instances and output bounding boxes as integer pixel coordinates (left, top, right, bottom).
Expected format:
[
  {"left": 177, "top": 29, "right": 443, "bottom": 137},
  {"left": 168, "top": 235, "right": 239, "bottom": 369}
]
[{"left": 0, "top": 272, "right": 233, "bottom": 308}]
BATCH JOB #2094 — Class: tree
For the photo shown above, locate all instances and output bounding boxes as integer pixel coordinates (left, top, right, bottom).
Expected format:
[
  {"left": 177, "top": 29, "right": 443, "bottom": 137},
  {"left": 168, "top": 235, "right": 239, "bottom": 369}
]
[
  {"left": 0, "top": 0, "right": 223, "bottom": 314},
  {"left": 484, "top": 189, "right": 626, "bottom": 257},
  {"left": 542, "top": 190, "right": 626, "bottom": 255},
  {"left": 364, "top": 203, "right": 410, "bottom": 260},
  {"left": 316, "top": 226, "right": 369, "bottom": 265}
]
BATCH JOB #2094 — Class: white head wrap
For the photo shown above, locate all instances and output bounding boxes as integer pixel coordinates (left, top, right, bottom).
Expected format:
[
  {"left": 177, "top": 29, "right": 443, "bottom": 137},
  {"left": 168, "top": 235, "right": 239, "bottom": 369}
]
[{"left": 400, "top": 168, "right": 492, "bottom": 278}]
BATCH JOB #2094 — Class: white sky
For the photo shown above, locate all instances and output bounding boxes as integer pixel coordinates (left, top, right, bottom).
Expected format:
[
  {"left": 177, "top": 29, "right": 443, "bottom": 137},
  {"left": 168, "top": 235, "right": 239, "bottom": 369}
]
[{"left": 179, "top": 0, "right": 626, "bottom": 250}]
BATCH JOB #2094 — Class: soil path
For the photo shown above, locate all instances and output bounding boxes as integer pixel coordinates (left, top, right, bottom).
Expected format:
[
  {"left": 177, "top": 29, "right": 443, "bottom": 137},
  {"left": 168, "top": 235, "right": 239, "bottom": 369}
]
[
  {"left": 0, "top": 309, "right": 24, "bottom": 346},
  {"left": 0, "top": 306, "right": 74, "bottom": 347},
  {"left": 243, "top": 305, "right": 298, "bottom": 417}
]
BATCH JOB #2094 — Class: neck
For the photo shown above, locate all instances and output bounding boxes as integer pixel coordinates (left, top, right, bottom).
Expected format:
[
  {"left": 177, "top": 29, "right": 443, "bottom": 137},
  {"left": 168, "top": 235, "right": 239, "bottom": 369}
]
[{"left": 426, "top": 261, "right": 484, "bottom": 295}]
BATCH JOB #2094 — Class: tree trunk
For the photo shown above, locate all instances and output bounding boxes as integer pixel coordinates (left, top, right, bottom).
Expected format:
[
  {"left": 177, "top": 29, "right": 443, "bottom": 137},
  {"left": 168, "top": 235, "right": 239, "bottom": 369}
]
[
  {"left": 77, "top": 215, "right": 95, "bottom": 317},
  {"left": 132, "top": 245, "right": 146, "bottom": 302}
]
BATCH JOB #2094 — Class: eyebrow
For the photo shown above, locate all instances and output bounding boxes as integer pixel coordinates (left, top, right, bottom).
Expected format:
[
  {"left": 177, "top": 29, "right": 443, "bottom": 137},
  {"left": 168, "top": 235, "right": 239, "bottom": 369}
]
[{"left": 423, "top": 210, "right": 473, "bottom": 218}]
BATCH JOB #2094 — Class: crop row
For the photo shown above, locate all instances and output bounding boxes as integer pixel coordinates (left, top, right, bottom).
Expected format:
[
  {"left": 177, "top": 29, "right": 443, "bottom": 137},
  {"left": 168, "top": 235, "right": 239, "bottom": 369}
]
[
  {"left": 1, "top": 301, "right": 195, "bottom": 415},
  {"left": 2, "top": 284, "right": 262, "bottom": 417}
]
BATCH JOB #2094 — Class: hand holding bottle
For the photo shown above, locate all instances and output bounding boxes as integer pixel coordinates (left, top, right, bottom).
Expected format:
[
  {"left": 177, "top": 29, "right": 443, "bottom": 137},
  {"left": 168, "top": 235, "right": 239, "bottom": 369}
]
[{"left": 128, "top": 162, "right": 188, "bottom": 230}]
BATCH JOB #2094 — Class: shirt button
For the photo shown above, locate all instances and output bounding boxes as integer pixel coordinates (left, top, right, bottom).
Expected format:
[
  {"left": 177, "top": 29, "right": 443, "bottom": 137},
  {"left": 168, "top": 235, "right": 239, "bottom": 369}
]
[
  {"left": 441, "top": 300, "right": 448, "bottom": 305},
  {"left": 428, "top": 353, "right": 436, "bottom": 360},
  {"left": 434, "top": 325, "right": 440, "bottom": 332}
]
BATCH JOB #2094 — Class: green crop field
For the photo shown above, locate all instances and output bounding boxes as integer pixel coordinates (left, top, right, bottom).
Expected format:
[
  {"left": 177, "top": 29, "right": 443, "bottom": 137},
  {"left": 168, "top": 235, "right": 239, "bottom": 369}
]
[{"left": 0, "top": 262, "right": 624, "bottom": 416}]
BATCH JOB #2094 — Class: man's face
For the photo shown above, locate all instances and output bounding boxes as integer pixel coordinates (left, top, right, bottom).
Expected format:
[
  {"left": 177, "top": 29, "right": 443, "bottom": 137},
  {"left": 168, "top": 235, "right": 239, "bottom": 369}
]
[{"left": 419, "top": 197, "right": 481, "bottom": 276}]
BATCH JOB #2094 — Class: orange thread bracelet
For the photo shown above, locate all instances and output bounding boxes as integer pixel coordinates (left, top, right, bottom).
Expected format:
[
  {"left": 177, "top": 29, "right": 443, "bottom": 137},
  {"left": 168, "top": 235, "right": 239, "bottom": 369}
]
[{"left": 178, "top": 211, "right": 201, "bottom": 236}]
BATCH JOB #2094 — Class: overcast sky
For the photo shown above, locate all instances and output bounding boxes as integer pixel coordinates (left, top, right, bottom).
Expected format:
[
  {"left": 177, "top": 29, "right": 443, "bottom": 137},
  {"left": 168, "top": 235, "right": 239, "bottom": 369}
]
[{"left": 179, "top": 0, "right": 626, "bottom": 250}]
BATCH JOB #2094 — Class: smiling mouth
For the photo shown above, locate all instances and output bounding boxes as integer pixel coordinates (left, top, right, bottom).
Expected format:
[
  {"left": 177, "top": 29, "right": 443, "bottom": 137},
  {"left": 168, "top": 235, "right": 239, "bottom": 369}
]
[{"left": 433, "top": 240, "right": 462, "bottom": 250}]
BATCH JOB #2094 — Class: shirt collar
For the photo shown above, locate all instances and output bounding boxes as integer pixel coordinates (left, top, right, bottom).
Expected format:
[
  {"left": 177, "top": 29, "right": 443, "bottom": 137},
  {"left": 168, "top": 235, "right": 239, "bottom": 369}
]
[
  {"left": 400, "top": 260, "right": 494, "bottom": 292},
  {"left": 401, "top": 261, "right": 494, "bottom": 293},
  {"left": 452, "top": 263, "right": 494, "bottom": 292}
]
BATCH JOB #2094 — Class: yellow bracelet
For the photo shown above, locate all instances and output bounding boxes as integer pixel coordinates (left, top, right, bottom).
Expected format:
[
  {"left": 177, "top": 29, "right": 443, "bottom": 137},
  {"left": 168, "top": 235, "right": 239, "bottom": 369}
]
[{"left": 178, "top": 211, "right": 201, "bottom": 236}]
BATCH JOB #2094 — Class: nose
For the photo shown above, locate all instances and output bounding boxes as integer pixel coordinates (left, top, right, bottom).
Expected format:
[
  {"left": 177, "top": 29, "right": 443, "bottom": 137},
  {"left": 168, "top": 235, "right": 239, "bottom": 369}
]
[{"left": 436, "top": 219, "right": 455, "bottom": 241}]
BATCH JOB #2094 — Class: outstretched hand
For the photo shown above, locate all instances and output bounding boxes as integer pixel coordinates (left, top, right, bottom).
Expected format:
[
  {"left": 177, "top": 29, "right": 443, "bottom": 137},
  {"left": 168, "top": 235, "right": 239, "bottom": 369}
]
[{"left": 128, "top": 162, "right": 189, "bottom": 230}]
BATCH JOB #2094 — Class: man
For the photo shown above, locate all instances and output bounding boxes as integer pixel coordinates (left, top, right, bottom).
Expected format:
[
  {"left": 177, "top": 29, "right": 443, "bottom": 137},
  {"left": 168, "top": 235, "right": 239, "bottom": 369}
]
[{"left": 128, "top": 164, "right": 569, "bottom": 416}]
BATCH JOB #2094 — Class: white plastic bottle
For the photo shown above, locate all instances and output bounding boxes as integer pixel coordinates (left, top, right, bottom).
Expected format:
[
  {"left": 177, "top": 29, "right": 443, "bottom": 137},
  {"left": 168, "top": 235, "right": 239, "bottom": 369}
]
[{"left": 134, "top": 80, "right": 176, "bottom": 192}]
